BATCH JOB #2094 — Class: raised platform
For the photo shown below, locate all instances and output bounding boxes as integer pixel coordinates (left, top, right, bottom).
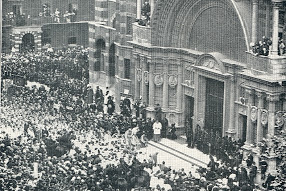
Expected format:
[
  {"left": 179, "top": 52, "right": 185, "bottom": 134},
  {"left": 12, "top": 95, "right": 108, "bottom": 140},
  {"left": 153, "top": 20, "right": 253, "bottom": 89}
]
[{"left": 148, "top": 138, "right": 209, "bottom": 168}]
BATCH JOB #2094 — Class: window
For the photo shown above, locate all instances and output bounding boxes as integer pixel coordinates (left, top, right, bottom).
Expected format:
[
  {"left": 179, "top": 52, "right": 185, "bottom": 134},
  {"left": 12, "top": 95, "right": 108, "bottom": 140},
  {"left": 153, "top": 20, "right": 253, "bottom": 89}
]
[
  {"left": 126, "top": 16, "right": 132, "bottom": 35},
  {"left": 124, "top": 59, "right": 131, "bottom": 79},
  {"left": 42, "top": 29, "right": 51, "bottom": 46},
  {"left": 68, "top": 37, "right": 77, "bottom": 44},
  {"left": 94, "top": 51, "right": 101, "bottom": 71}
]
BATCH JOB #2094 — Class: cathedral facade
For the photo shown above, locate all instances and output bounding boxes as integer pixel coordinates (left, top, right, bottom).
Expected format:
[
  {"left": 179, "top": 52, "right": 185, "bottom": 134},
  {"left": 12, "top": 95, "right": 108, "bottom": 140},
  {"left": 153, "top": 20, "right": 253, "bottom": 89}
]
[{"left": 2, "top": 1, "right": 286, "bottom": 172}]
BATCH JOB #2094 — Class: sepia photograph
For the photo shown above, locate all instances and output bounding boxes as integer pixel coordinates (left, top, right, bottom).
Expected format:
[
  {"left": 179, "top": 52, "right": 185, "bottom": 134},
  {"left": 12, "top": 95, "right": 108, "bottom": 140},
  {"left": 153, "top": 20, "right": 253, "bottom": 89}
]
[{"left": 0, "top": 0, "right": 286, "bottom": 190}]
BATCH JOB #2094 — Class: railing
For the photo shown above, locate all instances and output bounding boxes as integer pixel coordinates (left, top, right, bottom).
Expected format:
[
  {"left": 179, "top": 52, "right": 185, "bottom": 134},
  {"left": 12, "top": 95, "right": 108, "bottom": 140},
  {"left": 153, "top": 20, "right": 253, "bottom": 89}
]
[
  {"left": 3, "top": 15, "right": 90, "bottom": 27},
  {"left": 132, "top": 22, "right": 151, "bottom": 44},
  {"left": 246, "top": 51, "right": 286, "bottom": 74}
]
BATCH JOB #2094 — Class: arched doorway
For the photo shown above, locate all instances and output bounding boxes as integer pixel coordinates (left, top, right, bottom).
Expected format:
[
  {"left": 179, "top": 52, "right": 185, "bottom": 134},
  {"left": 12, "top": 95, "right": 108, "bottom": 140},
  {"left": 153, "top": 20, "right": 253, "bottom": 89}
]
[
  {"left": 21, "top": 33, "right": 35, "bottom": 52},
  {"left": 109, "top": 43, "right": 116, "bottom": 77},
  {"left": 94, "top": 39, "right": 106, "bottom": 71}
]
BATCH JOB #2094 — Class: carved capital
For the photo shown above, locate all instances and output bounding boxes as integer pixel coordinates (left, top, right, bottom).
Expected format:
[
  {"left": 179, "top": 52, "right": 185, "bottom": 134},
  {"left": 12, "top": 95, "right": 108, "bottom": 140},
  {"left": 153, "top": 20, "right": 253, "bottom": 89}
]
[
  {"left": 266, "top": 94, "right": 280, "bottom": 102},
  {"left": 272, "top": 0, "right": 283, "bottom": 8},
  {"left": 252, "top": 0, "right": 259, "bottom": 4},
  {"left": 255, "top": 90, "right": 265, "bottom": 99},
  {"left": 133, "top": 54, "right": 139, "bottom": 60},
  {"left": 244, "top": 88, "right": 254, "bottom": 96},
  {"left": 140, "top": 56, "right": 146, "bottom": 63}
]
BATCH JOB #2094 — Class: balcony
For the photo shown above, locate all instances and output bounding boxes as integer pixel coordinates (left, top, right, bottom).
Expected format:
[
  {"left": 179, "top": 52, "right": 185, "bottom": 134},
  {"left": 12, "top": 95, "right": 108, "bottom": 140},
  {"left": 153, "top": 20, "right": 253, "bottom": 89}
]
[
  {"left": 132, "top": 22, "right": 151, "bottom": 45},
  {"left": 3, "top": 14, "right": 87, "bottom": 27},
  {"left": 246, "top": 51, "right": 286, "bottom": 75}
]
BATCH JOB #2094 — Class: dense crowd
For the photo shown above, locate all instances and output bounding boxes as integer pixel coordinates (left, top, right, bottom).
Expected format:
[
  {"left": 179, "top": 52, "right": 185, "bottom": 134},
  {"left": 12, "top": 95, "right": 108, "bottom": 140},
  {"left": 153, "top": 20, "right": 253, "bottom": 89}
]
[
  {"left": 0, "top": 47, "right": 280, "bottom": 190},
  {"left": 250, "top": 36, "right": 286, "bottom": 56},
  {"left": 137, "top": 1, "right": 151, "bottom": 26}
]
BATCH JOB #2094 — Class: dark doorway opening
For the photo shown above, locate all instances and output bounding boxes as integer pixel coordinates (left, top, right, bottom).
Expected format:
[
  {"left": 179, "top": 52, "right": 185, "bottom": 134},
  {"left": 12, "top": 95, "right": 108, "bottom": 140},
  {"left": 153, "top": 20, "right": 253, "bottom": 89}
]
[
  {"left": 109, "top": 44, "right": 116, "bottom": 77},
  {"left": 21, "top": 33, "right": 35, "bottom": 53},
  {"left": 185, "top": 96, "right": 194, "bottom": 123},
  {"left": 242, "top": 115, "right": 247, "bottom": 143},
  {"left": 94, "top": 39, "right": 106, "bottom": 71},
  {"left": 204, "top": 78, "right": 224, "bottom": 136}
]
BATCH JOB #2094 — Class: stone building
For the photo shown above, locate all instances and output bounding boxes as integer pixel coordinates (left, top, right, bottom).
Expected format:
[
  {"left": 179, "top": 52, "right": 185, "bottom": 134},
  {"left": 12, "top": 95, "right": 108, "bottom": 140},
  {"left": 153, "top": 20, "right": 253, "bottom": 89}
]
[
  {"left": 2, "top": 0, "right": 94, "bottom": 53},
  {"left": 88, "top": 0, "right": 286, "bottom": 176},
  {"left": 2, "top": 0, "right": 286, "bottom": 175}
]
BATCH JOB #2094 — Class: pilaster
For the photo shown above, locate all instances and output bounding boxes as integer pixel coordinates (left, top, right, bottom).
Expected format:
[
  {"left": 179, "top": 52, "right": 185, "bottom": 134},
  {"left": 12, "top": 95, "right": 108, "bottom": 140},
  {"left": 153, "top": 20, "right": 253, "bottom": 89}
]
[
  {"left": 245, "top": 88, "right": 254, "bottom": 146},
  {"left": 162, "top": 62, "right": 169, "bottom": 110},
  {"left": 148, "top": 62, "right": 155, "bottom": 108},
  {"left": 266, "top": 94, "right": 280, "bottom": 136},
  {"left": 256, "top": 91, "right": 265, "bottom": 143},
  {"left": 176, "top": 63, "right": 183, "bottom": 112},
  {"left": 134, "top": 55, "right": 140, "bottom": 101},
  {"left": 141, "top": 57, "right": 148, "bottom": 103},
  {"left": 226, "top": 76, "right": 236, "bottom": 137}
]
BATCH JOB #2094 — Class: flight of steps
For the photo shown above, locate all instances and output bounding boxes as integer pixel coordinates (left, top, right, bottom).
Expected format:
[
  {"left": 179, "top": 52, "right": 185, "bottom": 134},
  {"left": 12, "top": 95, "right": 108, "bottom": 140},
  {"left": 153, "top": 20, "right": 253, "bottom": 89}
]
[{"left": 148, "top": 138, "right": 209, "bottom": 168}]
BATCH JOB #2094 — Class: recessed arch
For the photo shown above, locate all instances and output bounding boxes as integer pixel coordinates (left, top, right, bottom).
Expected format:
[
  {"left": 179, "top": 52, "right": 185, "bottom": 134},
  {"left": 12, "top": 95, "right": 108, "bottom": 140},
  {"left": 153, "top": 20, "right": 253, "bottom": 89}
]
[
  {"left": 20, "top": 33, "right": 35, "bottom": 53},
  {"left": 151, "top": 0, "right": 250, "bottom": 63},
  {"left": 94, "top": 38, "right": 106, "bottom": 71}
]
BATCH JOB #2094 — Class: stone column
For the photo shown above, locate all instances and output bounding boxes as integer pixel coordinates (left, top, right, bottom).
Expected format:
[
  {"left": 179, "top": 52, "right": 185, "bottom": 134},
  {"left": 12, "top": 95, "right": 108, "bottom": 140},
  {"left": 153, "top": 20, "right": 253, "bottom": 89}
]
[
  {"left": 141, "top": 58, "right": 147, "bottom": 103},
  {"left": 256, "top": 91, "right": 264, "bottom": 143},
  {"left": 176, "top": 63, "right": 183, "bottom": 111},
  {"left": 271, "top": 1, "right": 283, "bottom": 55},
  {"left": 150, "top": 0, "right": 155, "bottom": 18},
  {"left": 245, "top": 88, "right": 254, "bottom": 145},
  {"left": 227, "top": 76, "right": 236, "bottom": 137},
  {"left": 251, "top": 0, "right": 259, "bottom": 43},
  {"left": 265, "top": 4, "right": 270, "bottom": 37},
  {"left": 137, "top": 0, "right": 142, "bottom": 19},
  {"left": 149, "top": 63, "right": 155, "bottom": 107},
  {"left": 267, "top": 94, "right": 279, "bottom": 136},
  {"left": 162, "top": 63, "right": 169, "bottom": 110}
]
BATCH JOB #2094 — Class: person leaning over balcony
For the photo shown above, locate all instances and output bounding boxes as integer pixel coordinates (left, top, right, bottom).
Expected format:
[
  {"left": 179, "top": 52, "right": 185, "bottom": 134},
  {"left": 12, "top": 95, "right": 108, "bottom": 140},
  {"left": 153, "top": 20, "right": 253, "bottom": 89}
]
[
  {"left": 261, "top": 41, "right": 269, "bottom": 56},
  {"left": 141, "top": 1, "right": 151, "bottom": 21},
  {"left": 278, "top": 39, "right": 285, "bottom": 55}
]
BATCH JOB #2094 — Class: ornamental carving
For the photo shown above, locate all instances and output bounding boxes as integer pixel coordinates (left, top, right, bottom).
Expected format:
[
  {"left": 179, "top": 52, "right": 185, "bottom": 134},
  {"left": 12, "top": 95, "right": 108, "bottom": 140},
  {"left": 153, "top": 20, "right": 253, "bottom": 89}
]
[
  {"left": 251, "top": 106, "right": 258, "bottom": 122},
  {"left": 261, "top": 109, "right": 268, "bottom": 126},
  {"left": 202, "top": 58, "right": 219, "bottom": 70},
  {"left": 136, "top": 69, "right": 142, "bottom": 82},
  {"left": 168, "top": 75, "right": 178, "bottom": 88},
  {"left": 154, "top": 74, "right": 164, "bottom": 86},
  {"left": 275, "top": 111, "right": 284, "bottom": 127},
  {"left": 185, "top": 63, "right": 192, "bottom": 70},
  {"left": 143, "top": 71, "right": 149, "bottom": 84}
]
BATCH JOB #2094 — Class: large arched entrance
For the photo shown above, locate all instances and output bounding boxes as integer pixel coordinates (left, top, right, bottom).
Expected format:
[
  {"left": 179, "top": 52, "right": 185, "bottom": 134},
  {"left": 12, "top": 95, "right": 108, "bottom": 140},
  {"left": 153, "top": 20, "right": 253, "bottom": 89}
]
[
  {"left": 151, "top": 0, "right": 249, "bottom": 63},
  {"left": 109, "top": 43, "right": 116, "bottom": 77},
  {"left": 94, "top": 39, "right": 106, "bottom": 71},
  {"left": 20, "top": 33, "right": 35, "bottom": 52}
]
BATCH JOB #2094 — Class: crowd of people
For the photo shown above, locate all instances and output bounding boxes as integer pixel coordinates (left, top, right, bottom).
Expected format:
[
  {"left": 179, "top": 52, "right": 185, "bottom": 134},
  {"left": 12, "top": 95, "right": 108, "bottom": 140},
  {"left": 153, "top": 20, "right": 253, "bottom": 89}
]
[
  {"left": 250, "top": 36, "right": 286, "bottom": 56},
  {"left": 0, "top": 47, "right": 280, "bottom": 190},
  {"left": 137, "top": 1, "right": 151, "bottom": 26}
]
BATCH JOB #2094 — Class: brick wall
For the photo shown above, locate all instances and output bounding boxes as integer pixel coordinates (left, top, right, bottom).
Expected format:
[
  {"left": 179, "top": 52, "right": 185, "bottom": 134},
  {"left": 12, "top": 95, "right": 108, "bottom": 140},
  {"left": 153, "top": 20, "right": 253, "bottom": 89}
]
[{"left": 41, "top": 22, "right": 89, "bottom": 49}]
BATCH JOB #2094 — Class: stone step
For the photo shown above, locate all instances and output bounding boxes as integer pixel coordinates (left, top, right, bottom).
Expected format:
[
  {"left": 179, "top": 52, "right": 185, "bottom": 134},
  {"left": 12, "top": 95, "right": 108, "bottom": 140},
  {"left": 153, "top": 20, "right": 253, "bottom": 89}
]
[{"left": 149, "top": 138, "right": 209, "bottom": 168}]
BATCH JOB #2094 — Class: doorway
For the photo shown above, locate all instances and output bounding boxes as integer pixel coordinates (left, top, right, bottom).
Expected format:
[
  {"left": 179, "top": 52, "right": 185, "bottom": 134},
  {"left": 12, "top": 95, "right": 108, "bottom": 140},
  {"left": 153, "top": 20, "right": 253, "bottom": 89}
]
[
  {"left": 109, "top": 44, "right": 116, "bottom": 77},
  {"left": 204, "top": 78, "right": 224, "bottom": 136},
  {"left": 241, "top": 115, "right": 247, "bottom": 143},
  {"left": 21, "top": 33, "right": 35, "bottom": 52}
]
